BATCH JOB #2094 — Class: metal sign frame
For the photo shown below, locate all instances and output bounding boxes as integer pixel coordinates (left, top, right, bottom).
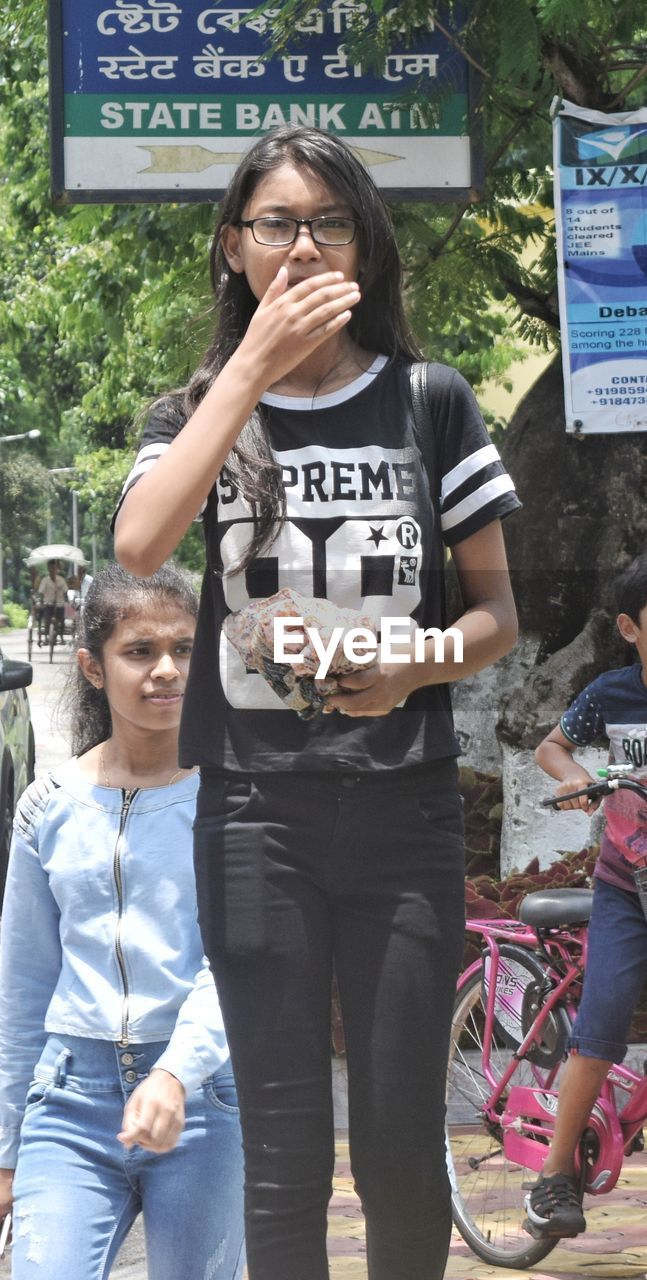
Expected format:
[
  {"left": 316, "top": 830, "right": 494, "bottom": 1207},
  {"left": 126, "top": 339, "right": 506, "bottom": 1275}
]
[{"left": 48, "top": 0, "right": 482, "bottom": 204}]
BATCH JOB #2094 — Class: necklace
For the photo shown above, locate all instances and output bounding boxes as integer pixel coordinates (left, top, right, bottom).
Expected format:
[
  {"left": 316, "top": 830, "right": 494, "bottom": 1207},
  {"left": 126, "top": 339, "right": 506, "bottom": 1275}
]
[
  {"left": 99, "top": 746, "right": 187, "bottom": 790},
  {"left": 273, "top": 345, "right": 369, "bottom": 405},
  {"left": 309, "top": 350, "right": 364, "bottom": 402}
]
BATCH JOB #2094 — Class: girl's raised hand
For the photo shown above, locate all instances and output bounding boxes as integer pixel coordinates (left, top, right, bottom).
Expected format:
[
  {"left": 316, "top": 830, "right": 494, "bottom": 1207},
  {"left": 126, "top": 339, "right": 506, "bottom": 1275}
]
[{"left": 239, "top": 266, "right": 361, "bottom": 386}]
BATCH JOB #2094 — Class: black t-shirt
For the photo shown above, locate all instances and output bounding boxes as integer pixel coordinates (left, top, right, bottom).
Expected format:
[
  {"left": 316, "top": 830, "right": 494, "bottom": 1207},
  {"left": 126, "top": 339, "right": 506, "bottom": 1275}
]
[{"left": 116, "top": 356, "right": 520, "bottom": 772}]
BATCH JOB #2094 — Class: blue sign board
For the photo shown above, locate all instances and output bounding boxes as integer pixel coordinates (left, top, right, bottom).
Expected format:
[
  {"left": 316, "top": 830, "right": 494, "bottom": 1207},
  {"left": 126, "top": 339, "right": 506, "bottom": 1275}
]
[{"left": 49, "top": 1, "right": 480, "bottom": 201}]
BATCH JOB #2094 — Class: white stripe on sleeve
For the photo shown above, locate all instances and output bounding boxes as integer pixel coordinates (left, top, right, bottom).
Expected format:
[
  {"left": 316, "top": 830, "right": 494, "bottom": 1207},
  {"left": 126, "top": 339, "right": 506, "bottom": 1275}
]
[
  {"left": 441, "top": 444, "right": 500, "bottom": 502},
  {"left": 136, "top": 442, "right": 169, "bottom": 464},
  {"left": 441, "top": 474, "right": 516, "bottom": 532},
  {"left": 120, "top": 443, "right": 170, "bottom": 497},
  {"left": 119, "top": 442, "right": 205, "bottom": 519}
]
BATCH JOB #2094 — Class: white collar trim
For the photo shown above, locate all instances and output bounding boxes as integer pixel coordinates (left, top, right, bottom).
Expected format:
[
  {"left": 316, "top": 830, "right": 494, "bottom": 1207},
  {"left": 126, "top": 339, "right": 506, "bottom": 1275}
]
[{"left": 260, "top": 355, "right": 388, "bottom": 410}]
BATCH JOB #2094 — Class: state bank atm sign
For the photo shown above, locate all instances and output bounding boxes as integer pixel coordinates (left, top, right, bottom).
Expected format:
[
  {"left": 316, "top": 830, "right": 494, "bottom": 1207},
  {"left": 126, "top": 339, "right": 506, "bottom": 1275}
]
[{"left": 48, "top": 0, "right": 481, "bottom": 202}]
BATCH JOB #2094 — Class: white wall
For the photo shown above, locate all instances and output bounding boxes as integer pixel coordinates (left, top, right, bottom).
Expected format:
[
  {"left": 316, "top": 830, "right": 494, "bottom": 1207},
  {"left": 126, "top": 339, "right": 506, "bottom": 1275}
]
[
  {"left": 499, "top": 741, "right": 607, "bottom": 876},
  {"left": 452, "top": 639, "right": 607, "bottom": 876}
]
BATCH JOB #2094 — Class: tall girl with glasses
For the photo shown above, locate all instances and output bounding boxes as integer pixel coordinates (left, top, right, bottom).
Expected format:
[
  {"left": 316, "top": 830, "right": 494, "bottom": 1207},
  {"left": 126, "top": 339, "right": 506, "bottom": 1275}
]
[
  {"left": 0, "top": 564, "right": 245, "bottom": 1280},
  {"left": 115, "top": 126, "right": 520, "bottom": 1280}
]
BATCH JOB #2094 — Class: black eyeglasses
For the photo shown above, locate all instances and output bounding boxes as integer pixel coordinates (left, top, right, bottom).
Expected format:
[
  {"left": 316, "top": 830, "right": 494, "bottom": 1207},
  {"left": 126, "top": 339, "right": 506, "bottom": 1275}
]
[{"left": 237, "top": 216, "right": 358, "bottom": 247}]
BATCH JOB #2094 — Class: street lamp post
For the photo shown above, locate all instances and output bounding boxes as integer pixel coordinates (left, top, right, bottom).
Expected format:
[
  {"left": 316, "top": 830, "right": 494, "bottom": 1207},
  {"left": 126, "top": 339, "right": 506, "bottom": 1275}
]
[
  {"left": 47, "top": 466, "right": 98, "bottom": 574},
  {"left": 47, "top": 466, "right": 80, "bottom": 552},
  {"left": 0, "top": 429, "right": 41, "bottom": 609}
]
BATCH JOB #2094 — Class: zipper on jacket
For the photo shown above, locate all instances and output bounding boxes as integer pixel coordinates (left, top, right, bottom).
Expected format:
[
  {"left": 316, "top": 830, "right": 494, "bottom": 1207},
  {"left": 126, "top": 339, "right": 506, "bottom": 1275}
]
[{"left": 114, "top": 788, "right": 139, "bottom": 1046}]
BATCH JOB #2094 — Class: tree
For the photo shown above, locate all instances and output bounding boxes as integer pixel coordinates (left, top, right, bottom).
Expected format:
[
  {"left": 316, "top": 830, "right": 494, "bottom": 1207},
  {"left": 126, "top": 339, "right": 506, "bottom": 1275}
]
[
  {"left": 0, "top": 454, "right": 57, "bottom": 600},
  {"left": 268, "top": 1, "right": 643, "bottom": 362},
  {"left": 0, "top": 0, "right": 591, "bottom": 447},
  {"left": 0, "top": 3, "right": 217, "bottom": 555}
]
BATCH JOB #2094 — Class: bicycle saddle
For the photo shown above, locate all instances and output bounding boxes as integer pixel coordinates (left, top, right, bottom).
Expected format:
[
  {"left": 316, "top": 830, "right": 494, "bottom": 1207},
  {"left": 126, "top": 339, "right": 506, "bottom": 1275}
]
[{"left": 518, "top": 887, "right": 593, "bottom": 927}]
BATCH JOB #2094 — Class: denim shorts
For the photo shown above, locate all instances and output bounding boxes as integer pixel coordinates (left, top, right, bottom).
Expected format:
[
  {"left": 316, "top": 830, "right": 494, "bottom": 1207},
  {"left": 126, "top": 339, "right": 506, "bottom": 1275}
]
[
  {"left": 569, "top": 876, "right": 647, "bottom": 1063},
  {"left": 11, "top": 1034, "right": 245, "bottom": 1280}
]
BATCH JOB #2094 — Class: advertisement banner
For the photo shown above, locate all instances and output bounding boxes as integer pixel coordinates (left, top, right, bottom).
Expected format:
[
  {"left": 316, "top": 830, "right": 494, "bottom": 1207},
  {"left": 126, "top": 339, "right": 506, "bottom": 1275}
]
[
  {"left": 49, "top": 0, "right": 480, "bottom": 203},
  {"left": 553, "top": 97, "right": 647, "bottom": 434}
]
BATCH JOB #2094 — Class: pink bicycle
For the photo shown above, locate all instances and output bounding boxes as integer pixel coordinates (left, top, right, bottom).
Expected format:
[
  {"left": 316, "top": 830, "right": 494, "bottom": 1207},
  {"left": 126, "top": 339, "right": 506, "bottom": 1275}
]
[{"left": 446, "top": 764, "right": 647, "bottom": 1267}]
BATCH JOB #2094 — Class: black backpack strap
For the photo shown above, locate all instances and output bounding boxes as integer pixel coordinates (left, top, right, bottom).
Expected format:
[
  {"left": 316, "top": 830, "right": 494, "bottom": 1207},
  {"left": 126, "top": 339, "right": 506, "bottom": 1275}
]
[{"left": 409, "top": 360, "right": 440, "bottom": 505}]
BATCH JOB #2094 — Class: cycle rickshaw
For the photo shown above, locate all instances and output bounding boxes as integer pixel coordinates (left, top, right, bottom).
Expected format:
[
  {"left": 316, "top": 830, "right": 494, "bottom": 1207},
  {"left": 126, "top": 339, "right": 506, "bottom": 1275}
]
[{"left": 25, "top": 544, "right": 87, "bottom": 663}]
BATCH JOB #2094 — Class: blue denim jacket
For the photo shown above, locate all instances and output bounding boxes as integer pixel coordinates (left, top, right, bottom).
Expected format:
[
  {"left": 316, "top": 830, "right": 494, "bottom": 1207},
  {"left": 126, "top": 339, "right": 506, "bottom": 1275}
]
[{"left": 0, "top": 761, "right": 229, "bottom": 1166}]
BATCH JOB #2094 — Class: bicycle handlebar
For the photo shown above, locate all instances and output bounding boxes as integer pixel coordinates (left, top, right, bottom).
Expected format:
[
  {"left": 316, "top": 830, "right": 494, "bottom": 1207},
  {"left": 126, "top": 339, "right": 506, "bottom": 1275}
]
[{"left": 541, "top": 774, "right": 647, "bottom": 809}]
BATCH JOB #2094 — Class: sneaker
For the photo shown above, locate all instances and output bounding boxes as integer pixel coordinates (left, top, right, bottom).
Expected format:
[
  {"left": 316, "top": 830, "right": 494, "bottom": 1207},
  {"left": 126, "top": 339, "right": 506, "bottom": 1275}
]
[{"left": 523, "top": 1172, "right": 586, "bottom": 1239}]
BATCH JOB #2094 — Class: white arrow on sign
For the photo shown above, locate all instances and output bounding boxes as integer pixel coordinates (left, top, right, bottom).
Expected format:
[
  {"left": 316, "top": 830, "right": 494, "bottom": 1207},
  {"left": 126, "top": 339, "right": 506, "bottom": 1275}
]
[{"left": 138, "top": 144, "right": 403, "bottom": 174}]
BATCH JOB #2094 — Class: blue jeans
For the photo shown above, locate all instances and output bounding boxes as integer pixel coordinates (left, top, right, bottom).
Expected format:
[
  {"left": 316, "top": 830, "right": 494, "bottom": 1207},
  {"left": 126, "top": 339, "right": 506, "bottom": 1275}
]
[
  {"left": 194, "top": 759, "right": 465, "bottom": 1280},
  {"left": 11, "top": 1035, "right": 245, "bottom": 1280},
  {"left": 569, "top": 875, "right": 647, "bottom": 1062}
]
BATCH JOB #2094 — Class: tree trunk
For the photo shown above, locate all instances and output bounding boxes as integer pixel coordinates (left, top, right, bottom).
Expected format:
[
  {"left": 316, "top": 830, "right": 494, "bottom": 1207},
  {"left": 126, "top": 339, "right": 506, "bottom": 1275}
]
[{"left": 496, "top": 356, "right": 645, "bottom": 749}]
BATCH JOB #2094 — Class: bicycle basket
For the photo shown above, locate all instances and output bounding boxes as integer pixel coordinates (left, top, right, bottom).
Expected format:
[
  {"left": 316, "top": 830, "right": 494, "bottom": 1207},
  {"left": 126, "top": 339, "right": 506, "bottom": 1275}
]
[{"left": 483, "top": 944, "right": 570, "bottom": 1069}]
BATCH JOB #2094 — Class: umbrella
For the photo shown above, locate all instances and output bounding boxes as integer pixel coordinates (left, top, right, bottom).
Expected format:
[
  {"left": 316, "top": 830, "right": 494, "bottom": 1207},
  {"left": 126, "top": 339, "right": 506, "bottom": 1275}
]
[{"left": 25, "top": 544, "right": 87, "bottom": 567}]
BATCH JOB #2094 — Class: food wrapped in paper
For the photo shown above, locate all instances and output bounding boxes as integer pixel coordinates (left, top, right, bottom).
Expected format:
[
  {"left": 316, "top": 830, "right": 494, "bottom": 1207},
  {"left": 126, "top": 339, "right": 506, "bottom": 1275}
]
[{"left": 223, "top": 587, "right": 377, "bottom": 718}]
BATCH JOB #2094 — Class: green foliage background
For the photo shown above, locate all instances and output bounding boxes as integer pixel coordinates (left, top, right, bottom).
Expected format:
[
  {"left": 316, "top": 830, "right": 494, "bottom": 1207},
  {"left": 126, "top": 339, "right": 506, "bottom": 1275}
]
[{"left": 0, "top": 1, "right": 645, "bottom": 593}]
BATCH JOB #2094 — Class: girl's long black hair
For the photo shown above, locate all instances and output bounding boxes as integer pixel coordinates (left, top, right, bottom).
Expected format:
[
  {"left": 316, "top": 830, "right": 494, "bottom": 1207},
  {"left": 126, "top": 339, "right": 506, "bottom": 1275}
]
[
  {"left": 65, "top": 562, "right": 198, "bottom": 757},
  {"left": 155, "top": 126, "right": 422, "bottom": 569}
]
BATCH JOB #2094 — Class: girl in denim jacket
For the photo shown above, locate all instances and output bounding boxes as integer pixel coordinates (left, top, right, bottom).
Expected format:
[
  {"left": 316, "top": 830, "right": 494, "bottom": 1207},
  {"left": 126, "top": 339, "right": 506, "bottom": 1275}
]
[{"left": 0, "top": 564, "right": 245, "bottom": 1279}]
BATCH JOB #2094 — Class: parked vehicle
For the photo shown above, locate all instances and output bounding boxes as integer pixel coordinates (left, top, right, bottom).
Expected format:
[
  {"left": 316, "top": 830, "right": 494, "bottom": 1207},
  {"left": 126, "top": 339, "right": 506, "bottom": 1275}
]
[{"left": 0, "top": 650, "right": 34, "bottom": 907}]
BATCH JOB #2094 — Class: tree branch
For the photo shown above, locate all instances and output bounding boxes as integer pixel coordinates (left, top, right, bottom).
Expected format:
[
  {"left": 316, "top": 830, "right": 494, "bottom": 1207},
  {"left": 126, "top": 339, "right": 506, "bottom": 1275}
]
[
  {"left": 499, "top": 274, "right": 560, "bottom": 328},
  {"left": 543, "top": 46, "right": 592, "bottom": 106},
  {"left": 607, "top": 60, "right": 647, "bottom": 109},
  {"left": 427, "top": 13, "right": 491, "bottom": 80},
  {"left": 429, "top": 106, "right": 547, "bottom": 260}
]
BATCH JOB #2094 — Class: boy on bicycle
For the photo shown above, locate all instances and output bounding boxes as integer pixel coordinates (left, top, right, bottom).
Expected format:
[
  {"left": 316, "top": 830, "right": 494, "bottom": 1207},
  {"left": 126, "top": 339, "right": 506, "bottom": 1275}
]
[{"left": 525, "top": 551, "right": 647, "bottom": 1240}]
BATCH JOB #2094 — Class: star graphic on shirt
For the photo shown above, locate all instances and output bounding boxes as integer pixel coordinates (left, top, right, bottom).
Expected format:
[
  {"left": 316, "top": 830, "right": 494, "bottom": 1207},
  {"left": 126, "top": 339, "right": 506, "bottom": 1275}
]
[{"left": 367, "top": 526, "right": 387, "bottom": 548}]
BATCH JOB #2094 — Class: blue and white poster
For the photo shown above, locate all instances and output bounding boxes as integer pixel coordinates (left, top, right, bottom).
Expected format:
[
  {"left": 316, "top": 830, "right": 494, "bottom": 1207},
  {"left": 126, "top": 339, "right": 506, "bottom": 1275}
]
[{"left": 553, "top": 97, "right": 647, "bottom": 434}]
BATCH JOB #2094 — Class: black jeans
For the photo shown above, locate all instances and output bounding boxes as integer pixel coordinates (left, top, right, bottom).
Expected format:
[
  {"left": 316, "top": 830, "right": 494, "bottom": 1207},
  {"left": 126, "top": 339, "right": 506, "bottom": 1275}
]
[{"left": 195, "top": 759, "right": 465, "bottom": 1280}]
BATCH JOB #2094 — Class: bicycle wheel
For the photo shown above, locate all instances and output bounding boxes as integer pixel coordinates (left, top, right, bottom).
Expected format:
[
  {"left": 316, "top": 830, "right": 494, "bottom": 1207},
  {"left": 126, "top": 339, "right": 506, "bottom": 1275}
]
[
  {"left": 27, "top": 618, "right": 33, "bottom": 662},
  {"left": 446, "top": 955, "right": 569, "bottom": 1267},
  {"left": 48, "top": 619, "right": 56, "bottom": 664}
]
